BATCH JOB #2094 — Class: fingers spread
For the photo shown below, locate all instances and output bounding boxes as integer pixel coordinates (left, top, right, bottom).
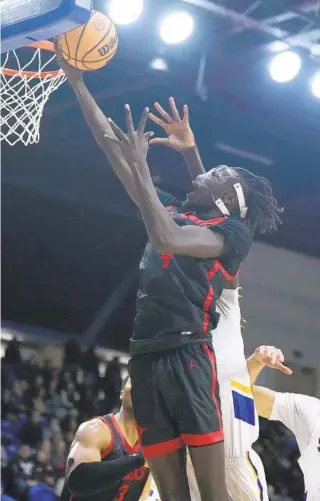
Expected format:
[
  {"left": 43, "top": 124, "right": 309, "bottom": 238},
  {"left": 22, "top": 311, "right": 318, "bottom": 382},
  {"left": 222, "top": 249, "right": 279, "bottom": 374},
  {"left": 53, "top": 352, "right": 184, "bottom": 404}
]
[
  {"left": 107, "top": 118, "right": 127, "bottom": 142},
  {"left": 104, "top": 133, "right": 119, "bottom": 144},
  {"left": 124, "top": 104, "right": 135, "bottom": 140},
  {"left": 149, "top": 137, "right": 169, "bottom": 145},
  {"left": 168, "top": 97, "right": 181, "bottom": 121},
  {"left": 137, "top": 107, "right": 149, "bottom": 135},
  {"left": 144, "top": 131, "right": 154, "bottom": 139},
  {"left": 148, "top": 113, "right": 166, "bottom": 128},
  {"left": 183, "top": 104, "right": 189, "bottom": 123},
  {"left": 154, "top": 102, "right": 173, "bottom": 123}
]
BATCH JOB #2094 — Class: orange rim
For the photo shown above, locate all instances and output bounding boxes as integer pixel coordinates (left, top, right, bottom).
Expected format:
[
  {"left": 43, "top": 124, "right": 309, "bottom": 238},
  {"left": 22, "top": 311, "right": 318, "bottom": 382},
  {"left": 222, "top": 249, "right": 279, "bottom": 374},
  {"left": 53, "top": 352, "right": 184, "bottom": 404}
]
[{"left": 1, "top": 40, "right": 62, "bottom": 79}]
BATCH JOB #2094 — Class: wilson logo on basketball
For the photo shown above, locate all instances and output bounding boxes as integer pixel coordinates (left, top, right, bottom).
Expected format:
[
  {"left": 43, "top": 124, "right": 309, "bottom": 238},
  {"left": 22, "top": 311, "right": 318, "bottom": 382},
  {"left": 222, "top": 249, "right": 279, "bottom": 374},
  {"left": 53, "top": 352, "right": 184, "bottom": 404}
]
[
  {"left": 97, "top": 36, "right": 117, "bottom": 57},
  {"left": 57, "top": 11, "right": 118, "bottom": 71}
]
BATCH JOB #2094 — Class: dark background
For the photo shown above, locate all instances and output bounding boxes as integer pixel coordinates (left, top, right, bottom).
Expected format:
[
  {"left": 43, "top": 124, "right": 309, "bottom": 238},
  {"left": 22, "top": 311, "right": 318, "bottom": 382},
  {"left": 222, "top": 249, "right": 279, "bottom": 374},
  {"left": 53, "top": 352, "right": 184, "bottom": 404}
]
[{"left": 2, "top": 0, "right": 320, "bottom": 350}]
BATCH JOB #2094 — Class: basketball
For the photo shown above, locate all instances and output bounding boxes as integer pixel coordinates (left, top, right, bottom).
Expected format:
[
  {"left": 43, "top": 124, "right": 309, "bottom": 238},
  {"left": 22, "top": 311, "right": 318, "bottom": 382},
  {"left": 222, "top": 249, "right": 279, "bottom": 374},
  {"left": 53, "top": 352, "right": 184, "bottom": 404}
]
[{"left": 57, "top": 11, "right": 118, "bottom": 71}]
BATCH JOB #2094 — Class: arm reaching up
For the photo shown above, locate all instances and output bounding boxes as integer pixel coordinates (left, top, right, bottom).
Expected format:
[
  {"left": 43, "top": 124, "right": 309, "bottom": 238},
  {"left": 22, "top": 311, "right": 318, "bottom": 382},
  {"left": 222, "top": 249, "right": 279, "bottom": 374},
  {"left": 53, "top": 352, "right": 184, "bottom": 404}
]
[
  {"left": 247, "top": 345, "right": 292, "bottom": 386},
  {"left": 55, "top": 42, "right": 152, "bottom": 206},
  {"left": 246, "top": 345, "right": 292, "bottom": 419},
  {"left": 105, "top": 105, "right": 226, "bottom": 258},
  {"left": 148, "top": 97, "right": 206, "bottom": 179}
]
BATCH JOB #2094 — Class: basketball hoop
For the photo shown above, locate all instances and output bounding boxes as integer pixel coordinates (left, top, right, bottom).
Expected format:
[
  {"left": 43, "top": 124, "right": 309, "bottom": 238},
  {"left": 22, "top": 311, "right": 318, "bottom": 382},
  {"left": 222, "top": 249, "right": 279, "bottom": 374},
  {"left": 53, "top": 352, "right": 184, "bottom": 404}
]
[{"left": 0, "top": 41, "right": 67, "bottom": 146}]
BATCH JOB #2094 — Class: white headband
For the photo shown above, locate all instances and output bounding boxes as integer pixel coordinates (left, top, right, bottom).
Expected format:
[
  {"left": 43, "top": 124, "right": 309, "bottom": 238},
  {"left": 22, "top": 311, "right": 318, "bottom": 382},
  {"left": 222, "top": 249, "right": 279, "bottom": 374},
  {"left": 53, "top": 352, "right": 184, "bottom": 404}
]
[{"left": 214, "top": 182, "right": 248, "bottom": 219}]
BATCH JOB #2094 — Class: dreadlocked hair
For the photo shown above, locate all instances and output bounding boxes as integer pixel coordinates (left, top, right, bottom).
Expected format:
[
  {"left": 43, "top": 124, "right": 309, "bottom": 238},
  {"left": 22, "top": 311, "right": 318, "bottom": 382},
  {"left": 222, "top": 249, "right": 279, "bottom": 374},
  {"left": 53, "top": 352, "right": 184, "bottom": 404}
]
[{"left": 234, "top": 167, "right": 283, "bottom": 235}]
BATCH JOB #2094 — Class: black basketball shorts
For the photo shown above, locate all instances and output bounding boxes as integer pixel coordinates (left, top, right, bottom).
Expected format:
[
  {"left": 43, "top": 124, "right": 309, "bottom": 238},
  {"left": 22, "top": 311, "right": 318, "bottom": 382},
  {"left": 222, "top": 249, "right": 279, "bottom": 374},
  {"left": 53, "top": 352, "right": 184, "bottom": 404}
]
[{"left": 128, "top": 342, "right": 224, "bottom": 459}]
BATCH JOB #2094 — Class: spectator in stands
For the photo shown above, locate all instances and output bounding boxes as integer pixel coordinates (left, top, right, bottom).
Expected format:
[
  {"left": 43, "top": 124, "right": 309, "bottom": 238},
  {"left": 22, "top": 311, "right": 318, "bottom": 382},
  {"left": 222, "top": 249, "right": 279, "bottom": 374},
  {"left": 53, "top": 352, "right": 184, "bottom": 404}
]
[
  {"left": 58, "top": 387, "right": 74, "bottom": 420},
  {"left": 26, "top": 353, "right": 44, "bottom": 382},
  {"left": 10, "top": 444, "right": 36, "bottom": 500},
  {"left": 51, "top": 437, "right": 66, "bottom": 469},
  {"left": 32, "top": 390, "right": 46, "bottom": 415},
  {"left": 31, "top": 450, "right": 55, "bottom": 490},
  {"left": 49, "top": 418, "right": 61, "bottom": 437},
  {"left": 64, "top": 381, "right": 80, "bottom": 409},
  {"left": 39, "top": 441, "right": 52, "bottom": 458},
  {"left": 18, "top": 411, "right": 43, "bottom": 449},
  {"left": 4, "top": 379, "right": 30, "bottom": 415},
  {"left": 45, "top": 383, "right": 62, "bottom": 417}
]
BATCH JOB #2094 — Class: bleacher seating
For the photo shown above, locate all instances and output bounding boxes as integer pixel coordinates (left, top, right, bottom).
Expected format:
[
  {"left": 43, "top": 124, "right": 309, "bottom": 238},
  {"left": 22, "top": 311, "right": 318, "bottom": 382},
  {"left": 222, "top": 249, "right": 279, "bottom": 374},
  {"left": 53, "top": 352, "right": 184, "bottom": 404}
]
[{"left": 1, "top": 338, "right": 304, "bottom": 501}]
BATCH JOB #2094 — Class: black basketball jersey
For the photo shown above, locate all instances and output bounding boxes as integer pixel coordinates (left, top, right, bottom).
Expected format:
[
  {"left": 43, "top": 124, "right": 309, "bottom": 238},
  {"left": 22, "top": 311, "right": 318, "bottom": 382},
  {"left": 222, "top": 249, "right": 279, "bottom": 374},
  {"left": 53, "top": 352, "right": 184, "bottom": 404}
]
[
  {"left": 131, "top": 189, "right": 252, "bottom": 354},
  {"left": 60, "top": 414, "right": 149, "bottom": 501}
]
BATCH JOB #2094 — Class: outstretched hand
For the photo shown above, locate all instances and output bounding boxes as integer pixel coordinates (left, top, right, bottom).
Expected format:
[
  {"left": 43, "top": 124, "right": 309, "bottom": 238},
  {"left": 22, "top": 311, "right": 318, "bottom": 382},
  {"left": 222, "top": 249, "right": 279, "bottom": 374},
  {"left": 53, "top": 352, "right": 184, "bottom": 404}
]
[
  {"left": 104, "top": 105, "right": 154, "bottom": 166},
  {"left": 148, "top": 97, "right": 195, "bottom": 152},
  {"left": 252, "top": 345, "right": 293, "bottom": 375}
]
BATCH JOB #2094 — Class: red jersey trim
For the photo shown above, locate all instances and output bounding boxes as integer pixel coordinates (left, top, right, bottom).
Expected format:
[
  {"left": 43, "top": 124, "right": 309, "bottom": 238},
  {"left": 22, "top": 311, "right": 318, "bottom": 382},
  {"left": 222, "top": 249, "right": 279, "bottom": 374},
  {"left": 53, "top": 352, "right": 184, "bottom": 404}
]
[
  {"left": 207, "top": 260, "right": 236, "bottom": 281},
  {"left": 201, "top": 261, "right": 237, "bottom": 333},
  {"left": 181, "top": 430, "right": 224, "bottom": 446},
  {"left": 180, "top": 214, "right": 226, "bottom": 226},
  {"left": 110, "top": 414, "right": 137, "bottom": 454},
  {"left": 141, "top": 437, "right": 184, "bottom": 459},
  {"left": 170, "top": 206, "right": 239, "bottom": 336},
  {"left": 202, "top": 343, "right": 223, "bottom": 432},
  {"left": 96, "top": 416, "right": 115, "bottom": 459},
  {"left": 202, "top": 284, "right": 214, "bottom": 333}
]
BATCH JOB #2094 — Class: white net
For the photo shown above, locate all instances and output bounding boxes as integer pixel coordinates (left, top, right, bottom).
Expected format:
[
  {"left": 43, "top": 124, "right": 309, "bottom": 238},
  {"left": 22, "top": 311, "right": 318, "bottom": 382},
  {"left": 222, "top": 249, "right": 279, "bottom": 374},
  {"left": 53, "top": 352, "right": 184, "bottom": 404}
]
[{"left": 0, "top": 46, "right": 67, "bottom": 146}]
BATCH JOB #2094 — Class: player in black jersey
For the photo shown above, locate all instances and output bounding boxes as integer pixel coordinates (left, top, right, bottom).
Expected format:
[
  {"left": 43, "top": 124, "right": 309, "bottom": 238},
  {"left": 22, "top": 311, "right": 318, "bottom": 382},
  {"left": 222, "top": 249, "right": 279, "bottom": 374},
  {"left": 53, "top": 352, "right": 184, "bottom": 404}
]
[
  {"left": 58, "top": 52, "right": 282, "bottom": 501},
  {"left": 60, "top": 376, "right": 151, "bottom": 501},
  {"left": 102, "top": 102, "right": 282, "bottom": 501}
]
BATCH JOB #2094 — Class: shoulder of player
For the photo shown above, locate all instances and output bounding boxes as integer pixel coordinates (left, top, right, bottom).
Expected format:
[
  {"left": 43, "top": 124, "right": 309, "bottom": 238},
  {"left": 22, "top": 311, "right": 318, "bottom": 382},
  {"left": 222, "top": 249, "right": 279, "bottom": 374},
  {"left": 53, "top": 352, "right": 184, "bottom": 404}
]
[
  {"left": 212, "top": 216, "right": 252, "bottom": 251},
  {"left": 292, "top": 393, "right": 320, "bottom": 414},
  {"left": 211, "top": 215, "right": 250, "bottom": 232},
  {"left": 75, "top": 417, "right": 112, "bottom": 448},
  {"left": 185, "top": 215, "right": 251, "bottom": 239}
]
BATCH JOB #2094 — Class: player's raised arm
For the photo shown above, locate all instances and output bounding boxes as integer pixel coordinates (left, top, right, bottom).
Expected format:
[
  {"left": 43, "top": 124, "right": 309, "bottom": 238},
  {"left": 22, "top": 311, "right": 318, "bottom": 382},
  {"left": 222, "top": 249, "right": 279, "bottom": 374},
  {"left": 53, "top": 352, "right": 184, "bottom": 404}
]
[
  {"left": 66, "top": 418, "right": 144, "bottom": 498},
  {"left": 105, "top": 106, "right": 227, "bottom": 259},
  {"left": 251, "top": 385, "right": 277, "bottom": 419},
  {"left": 148, "top": 97, "right": 206, "bottom": 179},
  {"left": 55, "top": 43, "right": 142, "bottom": 206},
  {"left": 247, "top": 345, "right": 292, "bottom": 386},
  {"left": 246, "top": 345, "right": 292, "bottom": 419}
]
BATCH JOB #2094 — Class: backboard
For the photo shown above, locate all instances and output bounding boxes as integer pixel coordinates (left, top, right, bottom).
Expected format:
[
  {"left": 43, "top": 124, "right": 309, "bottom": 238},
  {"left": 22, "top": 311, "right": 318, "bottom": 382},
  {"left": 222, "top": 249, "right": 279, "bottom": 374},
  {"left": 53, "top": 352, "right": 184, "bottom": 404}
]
[{"left": 1, "top": 0, "right": 93, "bottom": 52}]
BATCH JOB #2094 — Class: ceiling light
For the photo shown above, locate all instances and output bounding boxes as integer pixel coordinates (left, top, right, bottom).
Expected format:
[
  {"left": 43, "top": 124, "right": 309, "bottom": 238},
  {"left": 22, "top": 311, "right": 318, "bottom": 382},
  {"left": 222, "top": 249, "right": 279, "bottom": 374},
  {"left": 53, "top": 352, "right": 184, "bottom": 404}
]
[
  {"left": 159, "top": 11, "right": 194, "bottom": 45},
  {"left": 109, "top": 0, "right": 143, "bottom": 25},
  {"left": 269, "top": 51, "right": 301, "bottom": 83}
]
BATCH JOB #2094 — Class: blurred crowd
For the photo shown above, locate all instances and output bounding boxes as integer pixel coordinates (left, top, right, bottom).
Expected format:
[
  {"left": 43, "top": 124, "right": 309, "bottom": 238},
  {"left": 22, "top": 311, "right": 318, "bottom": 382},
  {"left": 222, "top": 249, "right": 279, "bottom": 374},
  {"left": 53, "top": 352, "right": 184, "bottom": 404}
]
[
  {"left": 255, "top": 420, "right": 304, "bottom": 500},
  {"left": 1, "top": 338, "right": 304, "bottom": 501},
  {"left": 1, "top": 338, "right": 122, "bottom": 501}
]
